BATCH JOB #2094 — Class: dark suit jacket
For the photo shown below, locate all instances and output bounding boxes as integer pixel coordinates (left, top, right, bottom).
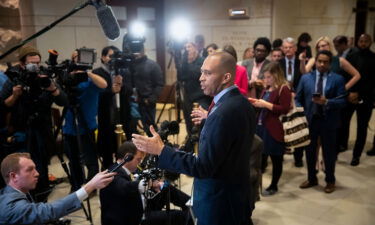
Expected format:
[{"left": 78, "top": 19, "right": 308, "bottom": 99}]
[
  {"left": 295, "top": 70, "right": 346, "bottom": 129},
  {"left": 158, "top": 87, "right": 256, "bottom": 225},
  {"left": 242, "top": 58, "right": 270, "bottom": 81},
  {"left": 279, "top": 57, "right": 302, "bottom": 91},
  {"left": 100, "top": 164, "right": 143, "bottom": 225},
  {"left": 0, "top": 185, "right": 81, "bottom": 225}
]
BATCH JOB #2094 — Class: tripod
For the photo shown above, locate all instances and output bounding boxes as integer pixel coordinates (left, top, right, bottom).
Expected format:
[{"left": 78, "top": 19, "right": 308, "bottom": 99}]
[{"left": 55, "top": 98, "right": 101, "bottom": 225}]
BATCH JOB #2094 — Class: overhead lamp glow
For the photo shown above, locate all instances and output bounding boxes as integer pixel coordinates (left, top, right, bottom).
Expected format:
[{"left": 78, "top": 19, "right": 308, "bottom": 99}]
[
  {"left": 169, "top": 18, "right": 191, "bottom": 41},
  {"left": 130, "top": 21, "right": 146, "bottom": 38}
]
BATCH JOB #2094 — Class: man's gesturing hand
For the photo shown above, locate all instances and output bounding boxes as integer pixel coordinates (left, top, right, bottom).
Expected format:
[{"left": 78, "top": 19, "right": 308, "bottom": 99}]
[{"left": 132, "top": 126, "right": 165, "bottom": 155}]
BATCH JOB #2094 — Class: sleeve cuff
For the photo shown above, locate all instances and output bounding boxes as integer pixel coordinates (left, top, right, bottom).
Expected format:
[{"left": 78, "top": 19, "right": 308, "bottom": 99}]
[{"left": 75, "top": 187, "right": 89, "bottom": 201}]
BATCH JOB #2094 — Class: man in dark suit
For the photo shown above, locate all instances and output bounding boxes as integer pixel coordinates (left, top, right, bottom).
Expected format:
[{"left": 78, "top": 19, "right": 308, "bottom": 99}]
[
  {"left": 242, "top": 37, "right": 271, "bottom": 98},
  {"left": 100, "top": 141, "right": 191, "bottom": 225},
  {"left": 279, "top": 37, "right": 304, "bottom": 167},
  {"left": 133, "top": 52, "right": 256, "bottom": 225},
  {"left": 295, "top": 50, "right": 346, "bottom": 194},
  {"left": 0, "top": 152, "right": 115, "bottom": 224}
]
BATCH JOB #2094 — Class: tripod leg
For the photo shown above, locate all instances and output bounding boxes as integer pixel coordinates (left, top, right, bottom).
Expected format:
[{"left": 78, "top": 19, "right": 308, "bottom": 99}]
[{"left": 86, "top": 197, "right": 93, "bottom": 225}]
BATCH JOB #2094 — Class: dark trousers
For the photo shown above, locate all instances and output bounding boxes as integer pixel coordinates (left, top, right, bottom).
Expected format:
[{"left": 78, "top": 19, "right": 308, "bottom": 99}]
[
  {"left": 27, "top": 127, "right": 53, "bottom": 202},
  {"left": 64, "top": 131, "right": 99, "bottom": 191},
  {"left": 293, "top": 147, "right": 304, "bottom": 163},
  {"left": 338, "top": 101, "right": 373, "bottom": 158},
  {"left": 143, "top": 185, "right": 192, "bottom": 225},
  {"left": 97, "top": 124, "right": 116, "bottom": 170},
  {"left": 138, "top": 101, "right": 156, "bottom": 137},
  {"left": 142, "top": 210, "right": 191, "bottom": 225},
  {"left": 306, "top": 117, "right": 337, "bottom": 184},
  {"left": 269, "top": 155, "right": 283, "bottom": 188}
]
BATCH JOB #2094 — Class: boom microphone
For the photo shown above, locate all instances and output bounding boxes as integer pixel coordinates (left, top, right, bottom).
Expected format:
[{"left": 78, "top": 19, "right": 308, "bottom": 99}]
[
  {"left": 91, "top": 1, "right": 120, "bottom": 40},
  {"left": 109, "top": 154, "right": 134, "bottom": 173}
]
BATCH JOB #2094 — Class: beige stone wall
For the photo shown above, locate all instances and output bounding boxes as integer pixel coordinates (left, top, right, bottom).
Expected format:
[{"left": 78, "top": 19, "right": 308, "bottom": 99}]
[
  {"left": 2, "top": 0, "right": 373, "bottom": 77},
  {"left": 164, "top": 0, "right": 272, "bottom": 83},
  {"left": 272, "top": 0, "right": 357, "bottom": 55},
  {"left": 0, "top": 0, "right": 21, "bottom": 62}
]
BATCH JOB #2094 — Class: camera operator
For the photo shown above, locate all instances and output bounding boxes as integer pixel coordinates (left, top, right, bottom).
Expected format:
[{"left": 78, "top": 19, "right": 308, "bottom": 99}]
[
  {"left": 0, "top": 45, "right": 68, "bottom": 201},
  {"left": 179, "top": 42, "right": 212, "bottom": 136},
  {"left": 123, "top": 34, "right": 164, "bottom": 137},
  {"left": 94, "top": 45, "right": 132, "bottom": 169},
  {"left": 100, "top": 141, "right": 192, "bottom": 225},
  {"left": 62, "top": 50, "right": 107, "bottom": 192}
]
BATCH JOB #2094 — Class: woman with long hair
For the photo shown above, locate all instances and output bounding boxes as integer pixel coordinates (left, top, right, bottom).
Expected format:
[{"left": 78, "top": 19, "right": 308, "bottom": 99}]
[{"left": 249, "top": 62, "right": 292, "bottom": 195}]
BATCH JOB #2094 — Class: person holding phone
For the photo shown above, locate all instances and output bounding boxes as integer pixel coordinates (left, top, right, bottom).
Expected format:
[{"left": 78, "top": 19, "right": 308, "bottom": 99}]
[
  {"left": 295, "top": 50, "right": 346, "bottom": 194},
  {"left": 248, "top": 62, "right": 292, "bottom": 196}
]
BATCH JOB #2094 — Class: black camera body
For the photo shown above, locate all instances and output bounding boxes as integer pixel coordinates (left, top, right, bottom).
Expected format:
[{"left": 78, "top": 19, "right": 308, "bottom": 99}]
[
  {"left": 108, "top": 50, "right": 134, "bottom": 75},
  {"left": 46, "top": 48, "right": 96, "bottom": 88},
  {"left": 138, "top": 167, "right": 163, "bottom": 182},
  {"left": 158, "top": 120, "right": 180, "bottom": 142},
  {"left": 6, "top": 63, "right": 52, "bottom": 92}
]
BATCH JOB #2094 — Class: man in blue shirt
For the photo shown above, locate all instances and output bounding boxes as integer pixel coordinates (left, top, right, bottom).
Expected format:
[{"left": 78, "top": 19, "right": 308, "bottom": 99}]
[{"left": 62, "top": 50, "right": 107, "bottom": 191}]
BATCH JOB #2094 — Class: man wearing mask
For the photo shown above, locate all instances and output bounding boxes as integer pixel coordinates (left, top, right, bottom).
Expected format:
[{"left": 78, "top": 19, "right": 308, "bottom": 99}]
[
  {"left": 0, "top": 45, "right": 68, "bottom": 201},
  {"left": 242, "top": 37, "right": 271, "bottom": 98},
  {"left": 94, "top": 46, "right": 132, "bottom": 169},
  {"left": 343, "top": 34, "right": 375, "bottom": 166}
]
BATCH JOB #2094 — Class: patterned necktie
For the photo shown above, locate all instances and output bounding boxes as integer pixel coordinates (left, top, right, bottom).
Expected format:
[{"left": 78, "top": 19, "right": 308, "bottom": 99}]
[
  {"left": 288, "top": 60, "right": 292, "bottom": 76},
  {"left": 207, "top": 101, "right": 215, "bottom": 115}
]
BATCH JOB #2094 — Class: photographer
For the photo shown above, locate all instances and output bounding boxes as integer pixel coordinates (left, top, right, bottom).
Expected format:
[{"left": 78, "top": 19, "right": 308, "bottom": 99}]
[
  {"left": 100, "top": 141, "right": 191, "bottom": 225},
  {"left": 123, "top": 34, "right": 164, "bottom": 136},
  {"left": 62, "top": 50, "right": 107, "bottom": 192},
  {"left": 94, "top": 45, "right": 132, "bottom": 169},
  {"left": 0, "top": 45, "right": 68, "bottom": 201}
]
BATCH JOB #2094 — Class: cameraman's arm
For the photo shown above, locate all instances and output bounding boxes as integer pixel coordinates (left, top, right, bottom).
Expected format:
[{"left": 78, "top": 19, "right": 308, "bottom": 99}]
[
  {"left": 88, "top": 71, "right": 107, "bottom": 89},
  {"left": 3, "top": 81, "right": 22, "bottom": 107}
]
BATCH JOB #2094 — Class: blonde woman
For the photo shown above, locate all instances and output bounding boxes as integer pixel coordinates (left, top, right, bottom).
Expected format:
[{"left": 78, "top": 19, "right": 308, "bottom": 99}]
[{"left": 300, "top": 36, "right": 360, "bottom": 97}]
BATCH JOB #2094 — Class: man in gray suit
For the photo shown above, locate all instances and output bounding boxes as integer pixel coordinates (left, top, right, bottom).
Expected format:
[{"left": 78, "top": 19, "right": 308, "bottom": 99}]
[
  {"left": 0, "top": 152, "right": 115, "bottom": 224},
  {"left": 242, "top": 37, "right": 271, "bottom": 98}
]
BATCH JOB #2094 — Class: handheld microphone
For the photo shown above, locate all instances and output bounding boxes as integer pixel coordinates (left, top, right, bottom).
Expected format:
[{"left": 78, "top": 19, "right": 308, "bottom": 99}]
[
  {"left": 115, "top": 93, "right": 120, "bottom": 109},
  {"left": 109, "top": 154, "right": 134, "bottom": 173},
  {"left": 90, "top": 1, "right": 120, "bottom": 40}
]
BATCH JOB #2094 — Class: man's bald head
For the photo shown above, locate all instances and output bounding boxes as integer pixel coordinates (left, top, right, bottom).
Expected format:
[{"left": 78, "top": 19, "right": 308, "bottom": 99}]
[
  {"left": 200, "top": 52, "right": 236, "bottom": 97},
  {"left": 208, "top": 52, "right": 236, "bottom": 83},
  {"left": 358, "top": 34, "right": 372, "bottom": 49}
]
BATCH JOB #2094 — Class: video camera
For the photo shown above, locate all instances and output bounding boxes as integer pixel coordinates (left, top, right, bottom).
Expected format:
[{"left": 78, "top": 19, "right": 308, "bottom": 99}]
[
  {"left": 158, "top": 120, "right": 180, "bottom": 142},
  {"left": 45, "top": 48, "right": 96, "bottom": 88},
  {"left": 5, "top": 63, "right": 52, "bottom": 92},
  {"left": 107, "top": 33, "right": 145, "bottom": 74}
]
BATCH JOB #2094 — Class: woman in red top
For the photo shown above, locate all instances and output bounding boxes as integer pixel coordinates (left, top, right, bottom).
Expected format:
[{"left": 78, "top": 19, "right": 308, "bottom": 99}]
[
  {"left": 249, "top": 62, "right": 292, "bottom": 195},
  {"left": 222, "top": 45, "right": 248, "bottom": 96}
]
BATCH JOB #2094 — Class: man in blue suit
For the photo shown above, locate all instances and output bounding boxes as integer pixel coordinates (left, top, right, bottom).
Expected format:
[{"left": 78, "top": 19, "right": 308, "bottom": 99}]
[
  {"left": 133, "top": 52, "right": 256, "bottom": 225},
  {"left": 0, "top": 152, "right": 115, "bottom": 224},
  {"left": 295, "top": 50, "right": 346, "bottom": 193}
]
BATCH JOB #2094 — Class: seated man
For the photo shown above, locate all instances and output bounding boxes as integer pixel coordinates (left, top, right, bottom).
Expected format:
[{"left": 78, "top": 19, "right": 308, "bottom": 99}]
[
  {"left": 100, "top": 141, "right": 192, "bottom": 225},
  {"left": 0, "top": 152, "right": 115, "bottom": 224}
]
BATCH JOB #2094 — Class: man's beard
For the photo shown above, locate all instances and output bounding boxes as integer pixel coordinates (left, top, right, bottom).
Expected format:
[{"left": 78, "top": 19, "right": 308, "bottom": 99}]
[{"left": 255, "top": 57, "right": 266, "bottom": 63}]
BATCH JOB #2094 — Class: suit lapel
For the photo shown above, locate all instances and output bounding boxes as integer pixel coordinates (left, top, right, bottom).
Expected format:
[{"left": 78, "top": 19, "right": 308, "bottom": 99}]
[{"left": 324, "top": 72, "right": 333, "bottom": 96}]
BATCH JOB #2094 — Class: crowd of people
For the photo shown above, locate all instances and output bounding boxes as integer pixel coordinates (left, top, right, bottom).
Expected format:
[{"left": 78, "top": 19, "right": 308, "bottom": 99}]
[{"left": 0, "top": 31, "right": 374, "bottom": 225}]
